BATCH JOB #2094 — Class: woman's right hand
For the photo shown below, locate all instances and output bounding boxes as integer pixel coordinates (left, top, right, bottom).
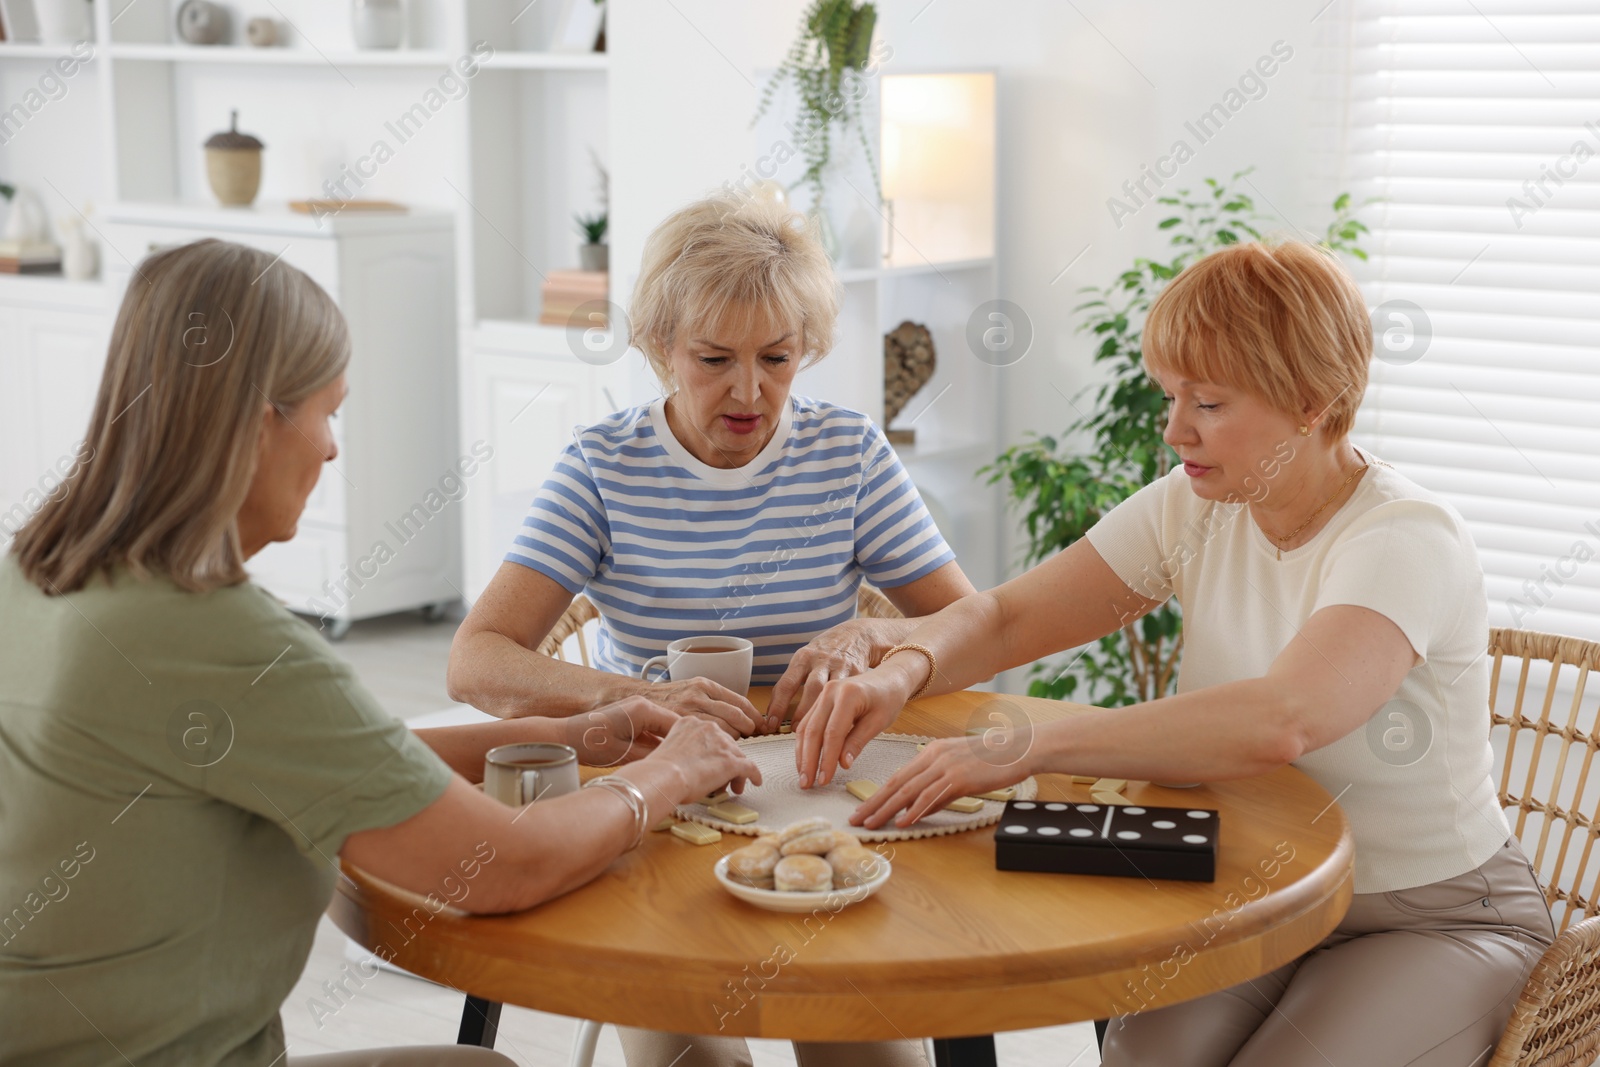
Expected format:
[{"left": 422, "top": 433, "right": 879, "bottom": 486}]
[
  {"left": 646, "top": 716, "right": 763, "bottom": 802},
  {"left": 793, "top": 668, "right": 913, "bottom": 789},
  {"left": 630, "top": 677, "right": 762, "bottom": 738}
]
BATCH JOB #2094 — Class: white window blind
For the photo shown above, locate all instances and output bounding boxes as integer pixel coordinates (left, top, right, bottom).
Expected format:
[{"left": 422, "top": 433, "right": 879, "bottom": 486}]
[{"left": 1343, "top": 0, "right": 1600, "bottom": 641}]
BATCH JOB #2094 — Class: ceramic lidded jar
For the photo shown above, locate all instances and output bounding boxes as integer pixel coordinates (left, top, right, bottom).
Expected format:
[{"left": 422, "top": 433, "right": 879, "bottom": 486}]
[
  {"left": 204, "top": 110, "right": 264, "bottom": 207},
  {"left": 352, "top": 0, "right": 404, "bottom": 49}
]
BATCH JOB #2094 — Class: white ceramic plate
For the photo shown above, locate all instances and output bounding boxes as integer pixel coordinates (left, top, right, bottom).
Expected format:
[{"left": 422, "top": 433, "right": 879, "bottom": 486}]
[{"left": 713, "top": 854, "right": 892, "bottom": 913}]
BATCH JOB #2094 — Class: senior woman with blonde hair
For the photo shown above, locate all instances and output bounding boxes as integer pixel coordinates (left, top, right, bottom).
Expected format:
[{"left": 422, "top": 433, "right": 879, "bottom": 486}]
[
  {"left": 448, "top": 192, "right": 970, "bottom": 1067},
  {"left": 0, "top": 239, "right": 760, "bottom": 1066},
  {"left": 796, "top": 240, "right": 1557, "bottom": 1065}
]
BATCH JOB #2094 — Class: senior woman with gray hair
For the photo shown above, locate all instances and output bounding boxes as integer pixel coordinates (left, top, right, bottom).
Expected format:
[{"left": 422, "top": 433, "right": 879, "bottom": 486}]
[{"left": 448, "top": 192, "right": 970, "bottom": 1067}]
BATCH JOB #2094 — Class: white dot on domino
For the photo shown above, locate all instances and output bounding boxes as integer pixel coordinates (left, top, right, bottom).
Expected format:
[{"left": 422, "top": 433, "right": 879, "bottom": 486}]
[
  {"left": 1004, "top": 825, "right": 1029, "bottom": 834},
  {"left": 1152, "top": 820, "right": 1176, "bottom": 829},
  {"left": 1187, "top": 810, "right": 1211, "bottom": 819},
  {"left": 1044, "top": 803, "right": 1067, "bottom": 811},
  {"left": 1183, "top": 834, "right": 1209, "bottom": 844},
  {"left": 1116, "top": 830, "right": 1141, "bottom": 840},
  {"left": 1076, "top": 804, "right": 1099, "bottom": 813},
  {"left": 1123, "top": 807, "right": 1145, "bottom": 815},
  {"left": 1014, "top": 802, "right": 1036, "bottom": 810},
  {"left": 1038, "top": 826, "right": 1062, "bottom": 836},
  {"left": 1069, "top": 828, "right": 1093, "bottom": 837}
]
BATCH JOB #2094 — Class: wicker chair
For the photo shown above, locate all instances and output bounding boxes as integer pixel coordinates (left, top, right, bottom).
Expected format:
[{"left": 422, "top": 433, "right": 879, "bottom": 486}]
[
  {"left": 1485, "top": 628, "right": 1600, "bottom": 1067},
  {"left": 536, "top": 587, "right": 903, "bottom": 666},
  {"left": 535, "top": 595, "right": 601, "bottom": 665},
  {"left": 855, "top": 582, "right": 904, "bottom": 621}
]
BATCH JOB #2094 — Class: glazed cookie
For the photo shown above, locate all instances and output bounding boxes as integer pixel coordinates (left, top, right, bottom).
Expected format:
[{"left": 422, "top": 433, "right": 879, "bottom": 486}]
[
  {"left": 780, "top": 828, "right": 838, "bottom": 856},
  {"left": 774, "top": 853, "right": 833, "bottom": 893},
  {"left": 776, "top": 816, "right": 832, "bottom": 848},
  {"left": 825, "top": 846, "right": 882, "bottom": 888},
  {"left": 725, "top": 842, "right": 780, "bottom": 889}
]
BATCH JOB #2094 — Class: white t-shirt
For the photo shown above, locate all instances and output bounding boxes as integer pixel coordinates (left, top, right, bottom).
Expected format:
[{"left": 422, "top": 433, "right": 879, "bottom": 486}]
[{"left": 1085, "top": 446, "right": 1510, "bottom": 894}]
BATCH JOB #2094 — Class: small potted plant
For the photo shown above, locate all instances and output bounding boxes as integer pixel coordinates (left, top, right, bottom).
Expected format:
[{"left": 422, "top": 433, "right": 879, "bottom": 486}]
[
  {"left": 574, "top": 211, "right": 607, "bottom": 272},
  {"left": 574, "top": 150, "right": 608, "bottom": 272}
]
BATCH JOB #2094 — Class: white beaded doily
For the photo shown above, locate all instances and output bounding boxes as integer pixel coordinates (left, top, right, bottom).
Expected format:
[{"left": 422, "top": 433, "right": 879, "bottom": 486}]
[{"left": 678, "top": 733, "right": 1038, "bottom": 842}]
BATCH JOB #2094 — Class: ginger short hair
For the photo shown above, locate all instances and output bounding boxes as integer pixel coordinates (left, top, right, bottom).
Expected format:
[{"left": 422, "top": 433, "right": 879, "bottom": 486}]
[
  {"left": 629, "top": 191, "right": 840, "bottom": 390},
  {"left": 1143, "top": 240, "right": 1371, "bottom": 439}
]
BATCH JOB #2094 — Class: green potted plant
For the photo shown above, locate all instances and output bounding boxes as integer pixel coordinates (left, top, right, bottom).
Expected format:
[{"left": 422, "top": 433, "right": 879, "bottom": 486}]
[
  {"left": 983, "top": 169, "right": 1371, "bottom": 706},
  {"left": 753, "top": 0, "right": 880, "bottom": 248}
]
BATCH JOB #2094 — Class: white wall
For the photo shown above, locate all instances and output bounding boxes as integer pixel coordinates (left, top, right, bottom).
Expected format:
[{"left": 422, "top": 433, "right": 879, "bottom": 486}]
[
  {"left": 609, "top": 0, "right": 1347, "bottom": 577},
  {"left": 607, "top": 0, "right": 802, "bottom": 409}
]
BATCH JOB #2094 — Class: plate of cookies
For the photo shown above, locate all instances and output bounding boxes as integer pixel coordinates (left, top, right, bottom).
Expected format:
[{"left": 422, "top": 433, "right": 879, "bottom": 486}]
[{"left": 713, "top": 817, "right": 892, "bottom": 912}]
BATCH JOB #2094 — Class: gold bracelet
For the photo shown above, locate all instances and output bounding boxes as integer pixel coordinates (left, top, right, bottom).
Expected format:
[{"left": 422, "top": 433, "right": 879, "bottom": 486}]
[{"left": 877, "top": 642, "right": 937, "bottom": 700}]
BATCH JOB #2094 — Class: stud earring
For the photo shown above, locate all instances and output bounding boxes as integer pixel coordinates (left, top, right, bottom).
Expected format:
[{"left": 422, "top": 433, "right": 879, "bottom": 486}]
[{"left": 1298, "top": 424, "right": 1312, "bottom": 437}]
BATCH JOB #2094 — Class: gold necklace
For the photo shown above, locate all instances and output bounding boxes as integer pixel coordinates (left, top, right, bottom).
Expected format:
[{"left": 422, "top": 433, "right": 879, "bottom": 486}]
[{"left": 1269, "top": 463, "right": 1369, "bottom": 560}]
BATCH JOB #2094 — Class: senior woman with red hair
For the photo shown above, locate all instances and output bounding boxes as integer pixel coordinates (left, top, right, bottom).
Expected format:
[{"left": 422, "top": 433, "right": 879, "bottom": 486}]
[{"left": 795, "top": 240, "right": 1556, "bottom": 1065}]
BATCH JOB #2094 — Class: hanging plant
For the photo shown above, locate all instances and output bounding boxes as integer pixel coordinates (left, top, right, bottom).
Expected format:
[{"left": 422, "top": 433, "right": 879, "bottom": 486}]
[{"left": 753, "top": 0, "right": 881, "bottom": 215}]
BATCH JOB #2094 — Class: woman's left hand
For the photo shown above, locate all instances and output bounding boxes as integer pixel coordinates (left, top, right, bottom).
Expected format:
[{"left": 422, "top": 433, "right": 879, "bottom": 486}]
[
  {"left": 849, "top": 732, "right": 1036, "bottom": 830},
  {"left": 558, "top": 696, "right": 679, "bottom": 768},
  {"left": 767, "top": 619, "right": 883, "bottom": 731}
]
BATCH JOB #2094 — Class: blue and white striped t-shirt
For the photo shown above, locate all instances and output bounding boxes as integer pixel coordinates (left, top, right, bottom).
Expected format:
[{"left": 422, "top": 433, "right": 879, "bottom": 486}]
[{"left": 506, "top": 394, "right": 955, "bottom": 684}]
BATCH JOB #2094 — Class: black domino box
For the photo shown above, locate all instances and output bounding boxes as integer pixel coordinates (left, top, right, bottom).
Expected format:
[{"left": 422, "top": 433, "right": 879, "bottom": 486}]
[{"left": 994, "top": 799, "right": 1218, "bottom": 882}]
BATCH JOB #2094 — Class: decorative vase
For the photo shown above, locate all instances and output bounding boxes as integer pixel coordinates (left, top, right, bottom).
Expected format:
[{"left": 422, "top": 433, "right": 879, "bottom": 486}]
[
  {"left": 578, "top": 243, "right": 608, "bottom": 272},
  {"left": 204, "top": 111, "right": 265, "bottom": 207},
  {"left": 352, "top": 0, "right": 403, "bottom": 49},
  {"left": 35, "top": 0, "right": 93, "bottom": 45},
  {"left": 176, "top": 0, "right": 229, "bottom": 45},
  {"left": 246, "top": 17, "right": 279, "bottom": 46},
  {"left": 810, "top": 206, "right": 839, "bottom": 262},
  {"left": 59, "top": 215, "right": 98, "bottom": 281},
  {"left": 3, "top": 188, "right": 48, "bottom": 243}
]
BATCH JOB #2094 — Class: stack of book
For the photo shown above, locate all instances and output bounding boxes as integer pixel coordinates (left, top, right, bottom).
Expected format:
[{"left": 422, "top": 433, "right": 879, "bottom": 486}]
[
  {"left": 0, "top": 240, "right": 62, "bottom": 275},
  {"left": 539, "top": 270, "right": 608, "bottom": 328}
]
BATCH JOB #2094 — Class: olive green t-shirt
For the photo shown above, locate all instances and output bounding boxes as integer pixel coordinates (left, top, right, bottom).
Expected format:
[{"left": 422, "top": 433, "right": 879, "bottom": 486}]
[{"left": 0, "top": 556, "right": 453, "bottom": 1065}]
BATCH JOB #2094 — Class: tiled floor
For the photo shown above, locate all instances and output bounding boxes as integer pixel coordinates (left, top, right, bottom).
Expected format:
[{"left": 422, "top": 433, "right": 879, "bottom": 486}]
[{"left": 286, "top": 604, "right": 1102, "bottom": 1066}]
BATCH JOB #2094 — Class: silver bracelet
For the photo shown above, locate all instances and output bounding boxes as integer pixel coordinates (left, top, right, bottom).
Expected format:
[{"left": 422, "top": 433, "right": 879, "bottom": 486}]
[{"left": 583, "top": 775, "right": 649, "bottom": 852}]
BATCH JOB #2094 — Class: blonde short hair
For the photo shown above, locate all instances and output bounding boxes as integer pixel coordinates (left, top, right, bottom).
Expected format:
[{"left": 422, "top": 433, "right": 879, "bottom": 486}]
[
  {"left": 1143, "top": 241, "right": 1370, "bottom": 439},
  {"left": 11, "top": 239, "right": 350, "bottom": 594},
  {"left": 629, "top": 192, "right": 840, "bottom": 389}
]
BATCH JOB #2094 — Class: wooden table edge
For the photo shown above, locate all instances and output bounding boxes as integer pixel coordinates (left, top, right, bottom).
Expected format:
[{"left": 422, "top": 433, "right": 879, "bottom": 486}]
[{"left": 329, "top": 831, "right": 1354, "bottom": 1038}]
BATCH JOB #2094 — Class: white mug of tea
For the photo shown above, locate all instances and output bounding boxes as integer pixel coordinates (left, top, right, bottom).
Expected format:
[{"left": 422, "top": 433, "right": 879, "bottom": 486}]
[
  {"left": 483, "top": 742, "right": 579, "bottom": 807},
  {"left": 639, "top": 636, "right": 754, "bottom": 694}
]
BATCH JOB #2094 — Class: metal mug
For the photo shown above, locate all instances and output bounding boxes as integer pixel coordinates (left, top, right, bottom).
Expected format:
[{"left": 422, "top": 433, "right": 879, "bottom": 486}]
[{"left": 483, "top": 742, "right": 579, "bottom": 807}]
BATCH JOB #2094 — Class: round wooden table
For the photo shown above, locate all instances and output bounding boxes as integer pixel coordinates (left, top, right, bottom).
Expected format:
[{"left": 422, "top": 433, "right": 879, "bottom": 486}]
[{"left": 332, "top": 689, "right": 1354, "bottom": 1062}]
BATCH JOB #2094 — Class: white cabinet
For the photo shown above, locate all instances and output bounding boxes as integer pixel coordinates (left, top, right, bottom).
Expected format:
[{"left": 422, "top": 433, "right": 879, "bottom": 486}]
[
  {"left": 0, "top": 279, "right": 112, "bottom": 545},
  {"left": 101, "top": 203, "right": 461, "bottom": 636},
  {"left": 458, "top": 324, "right": 607, "bottom": 601}
]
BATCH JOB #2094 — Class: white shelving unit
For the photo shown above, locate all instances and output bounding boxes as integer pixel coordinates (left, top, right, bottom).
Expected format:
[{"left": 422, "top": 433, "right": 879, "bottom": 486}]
[
  {"left": 766, "top": 68, "right": 1004, "bottom": 594},
  {"left": 0, "top": 0, "right": 626, "bottom": 622},
  {"left": 0, "top": 2, "right": 1003, "bottom": 612}
]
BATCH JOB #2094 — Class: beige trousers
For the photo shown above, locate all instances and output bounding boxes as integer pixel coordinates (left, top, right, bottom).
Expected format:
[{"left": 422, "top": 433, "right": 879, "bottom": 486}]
[
  {"left": 616, "top": 1026, "right": 929, "bottom": 1067},
  {"left": 287, "top": 1048, "right": 515, "bottom": 1066},
  {"left": 1101, "top": 836, "right": 1557, "bottom": 1066}
]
